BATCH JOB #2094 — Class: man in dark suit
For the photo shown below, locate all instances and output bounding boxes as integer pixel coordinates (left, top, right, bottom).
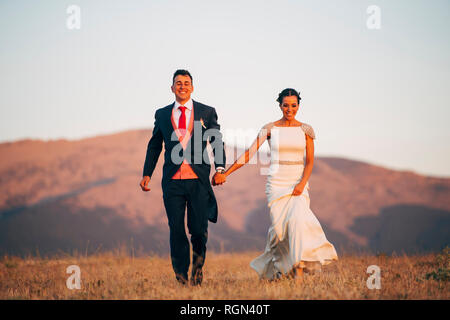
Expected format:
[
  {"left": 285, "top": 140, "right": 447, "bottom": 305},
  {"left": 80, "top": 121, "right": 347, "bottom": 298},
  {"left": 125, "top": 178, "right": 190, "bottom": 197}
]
[{"left": 140, "top": 69, "right": 227, "bottom": 286}]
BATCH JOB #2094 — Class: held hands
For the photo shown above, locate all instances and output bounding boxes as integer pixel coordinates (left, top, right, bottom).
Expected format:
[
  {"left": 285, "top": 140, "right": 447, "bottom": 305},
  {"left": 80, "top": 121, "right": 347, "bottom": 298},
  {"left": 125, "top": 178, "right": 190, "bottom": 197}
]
[
  {"left": 140, "top": 176, "right": 151, "bottom": 191},
  {"left": 292, "top": 183, "right": 305, "bottom": 196},
  {"left": 212, "top": 172, "right": 226, "bottom": 186}
]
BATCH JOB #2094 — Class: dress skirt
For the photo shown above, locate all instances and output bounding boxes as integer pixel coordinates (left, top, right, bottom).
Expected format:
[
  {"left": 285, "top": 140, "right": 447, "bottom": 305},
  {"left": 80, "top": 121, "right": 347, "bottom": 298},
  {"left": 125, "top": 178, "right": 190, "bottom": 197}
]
[{"left": 250, "top": 163, "right": 338, "bottom": 279}]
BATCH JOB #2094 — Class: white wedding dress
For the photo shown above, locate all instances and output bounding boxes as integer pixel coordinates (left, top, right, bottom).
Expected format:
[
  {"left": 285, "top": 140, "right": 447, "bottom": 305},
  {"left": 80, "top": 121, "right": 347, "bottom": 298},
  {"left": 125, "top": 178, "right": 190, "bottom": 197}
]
[{"left": 250, "top": 124, "right": 338, "bottom": 279}]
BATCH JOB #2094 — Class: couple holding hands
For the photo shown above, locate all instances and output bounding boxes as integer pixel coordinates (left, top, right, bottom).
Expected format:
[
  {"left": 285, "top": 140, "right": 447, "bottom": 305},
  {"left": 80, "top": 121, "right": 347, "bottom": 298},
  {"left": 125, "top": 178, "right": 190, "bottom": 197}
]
[{"left": 140, "top": 69, "right": 337, "bottom": 286}]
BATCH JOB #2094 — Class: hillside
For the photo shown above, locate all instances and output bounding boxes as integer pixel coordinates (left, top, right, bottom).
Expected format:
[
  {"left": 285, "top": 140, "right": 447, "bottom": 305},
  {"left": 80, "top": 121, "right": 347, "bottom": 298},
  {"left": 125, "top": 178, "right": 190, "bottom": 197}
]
[{"left": 0, "top": 129, "right": 449, "bottom": 256}]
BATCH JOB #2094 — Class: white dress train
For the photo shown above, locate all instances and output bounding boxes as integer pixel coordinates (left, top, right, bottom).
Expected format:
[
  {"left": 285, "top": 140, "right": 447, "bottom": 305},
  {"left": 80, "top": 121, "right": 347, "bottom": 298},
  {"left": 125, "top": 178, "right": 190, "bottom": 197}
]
[{"left": 250, "top": 124, "right": 338, "bottom": 279}]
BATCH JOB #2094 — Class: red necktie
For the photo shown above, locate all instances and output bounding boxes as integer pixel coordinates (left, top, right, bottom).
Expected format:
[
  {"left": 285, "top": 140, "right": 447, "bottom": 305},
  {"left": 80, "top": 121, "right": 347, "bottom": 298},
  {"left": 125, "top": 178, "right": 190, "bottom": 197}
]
[{"left": 178, "top": 106, "right": 187, "bottom": 129}]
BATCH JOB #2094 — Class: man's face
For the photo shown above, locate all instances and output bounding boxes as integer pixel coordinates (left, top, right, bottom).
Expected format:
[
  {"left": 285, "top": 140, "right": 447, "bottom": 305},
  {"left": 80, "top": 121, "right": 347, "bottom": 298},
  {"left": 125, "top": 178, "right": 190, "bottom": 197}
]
[{"left": 171, "top": 75, "right": 194, "bottom": 103}]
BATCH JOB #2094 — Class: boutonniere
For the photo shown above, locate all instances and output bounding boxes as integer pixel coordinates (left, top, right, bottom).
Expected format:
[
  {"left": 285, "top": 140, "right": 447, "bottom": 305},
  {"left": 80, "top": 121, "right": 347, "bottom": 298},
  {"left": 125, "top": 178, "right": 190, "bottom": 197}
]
[{"left": 200, "top": 118, "right": 206, "bottom": 129}]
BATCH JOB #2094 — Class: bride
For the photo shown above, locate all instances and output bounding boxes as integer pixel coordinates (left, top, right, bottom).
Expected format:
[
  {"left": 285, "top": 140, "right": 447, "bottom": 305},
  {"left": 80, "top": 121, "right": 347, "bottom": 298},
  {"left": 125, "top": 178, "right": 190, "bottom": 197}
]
[{"left": 221, "top": 88, "right": 338, "bottom": 282}]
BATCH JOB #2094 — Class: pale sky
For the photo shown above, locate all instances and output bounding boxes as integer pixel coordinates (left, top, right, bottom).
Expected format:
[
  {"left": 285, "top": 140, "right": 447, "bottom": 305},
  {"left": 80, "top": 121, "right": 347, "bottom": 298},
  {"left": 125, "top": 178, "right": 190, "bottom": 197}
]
[{"left": 1, "top": 0, "right": 449, "bottom": 177}]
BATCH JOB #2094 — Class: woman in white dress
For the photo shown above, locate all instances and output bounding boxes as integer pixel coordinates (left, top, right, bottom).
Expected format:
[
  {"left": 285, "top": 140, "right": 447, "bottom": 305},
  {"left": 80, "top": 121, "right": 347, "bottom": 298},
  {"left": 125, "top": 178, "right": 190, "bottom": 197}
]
[{"left": 222, "top": 88, "right": 338, "bottom": 281}]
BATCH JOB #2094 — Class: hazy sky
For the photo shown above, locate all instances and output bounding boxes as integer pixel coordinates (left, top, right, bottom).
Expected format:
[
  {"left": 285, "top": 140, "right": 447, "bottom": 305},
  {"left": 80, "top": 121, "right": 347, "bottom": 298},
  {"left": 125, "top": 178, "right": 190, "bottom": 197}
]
[{"left": 1, "top": 0, "right": 449, "bottom": 177}]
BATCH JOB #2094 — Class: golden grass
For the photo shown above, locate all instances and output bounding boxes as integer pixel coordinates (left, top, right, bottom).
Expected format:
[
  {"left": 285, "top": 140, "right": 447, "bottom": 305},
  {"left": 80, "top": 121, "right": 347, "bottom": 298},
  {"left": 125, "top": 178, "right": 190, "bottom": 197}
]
[{"left": 0, "top": 249, "right": 448, "bottom": 300}]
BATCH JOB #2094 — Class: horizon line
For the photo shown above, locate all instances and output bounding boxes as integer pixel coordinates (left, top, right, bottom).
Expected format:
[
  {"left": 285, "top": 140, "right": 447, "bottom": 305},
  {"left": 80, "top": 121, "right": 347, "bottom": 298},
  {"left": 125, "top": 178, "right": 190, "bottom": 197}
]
[{"left": 1, "top": 127, "right": 449, "bottom": 179}]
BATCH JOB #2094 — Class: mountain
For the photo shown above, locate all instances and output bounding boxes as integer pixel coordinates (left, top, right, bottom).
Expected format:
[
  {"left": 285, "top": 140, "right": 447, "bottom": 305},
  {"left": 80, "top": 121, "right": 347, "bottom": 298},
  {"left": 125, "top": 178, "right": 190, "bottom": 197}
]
[{"left": 0, "top": 129, "right": 449, "bottom": 257}]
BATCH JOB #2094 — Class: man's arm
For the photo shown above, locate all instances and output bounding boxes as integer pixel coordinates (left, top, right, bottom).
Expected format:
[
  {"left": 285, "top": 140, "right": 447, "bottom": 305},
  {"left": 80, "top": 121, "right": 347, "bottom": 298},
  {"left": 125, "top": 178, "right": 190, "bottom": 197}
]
[
  {"left": 140, "top": 110, "right": 163, "bottom": 191},
  {"left": 207, "top": 108, "right": 227, "bottom": 185},
  {"left": 208, "top": 107, "right": 226, "bottom": 170}
]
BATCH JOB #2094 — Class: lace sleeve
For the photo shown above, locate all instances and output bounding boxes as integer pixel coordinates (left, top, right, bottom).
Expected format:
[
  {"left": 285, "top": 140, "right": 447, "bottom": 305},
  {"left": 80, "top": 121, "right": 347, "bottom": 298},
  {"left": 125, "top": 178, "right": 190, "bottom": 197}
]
[{"left": 301, "top": 123, "right": 316, "bottom": 139}]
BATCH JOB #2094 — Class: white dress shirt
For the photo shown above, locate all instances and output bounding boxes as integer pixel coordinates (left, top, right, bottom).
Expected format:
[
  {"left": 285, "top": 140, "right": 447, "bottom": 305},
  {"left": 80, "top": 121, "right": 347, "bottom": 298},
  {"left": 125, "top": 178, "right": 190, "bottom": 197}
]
[{"left": 173, "top": 99, "right": 193, "bottom": 129}]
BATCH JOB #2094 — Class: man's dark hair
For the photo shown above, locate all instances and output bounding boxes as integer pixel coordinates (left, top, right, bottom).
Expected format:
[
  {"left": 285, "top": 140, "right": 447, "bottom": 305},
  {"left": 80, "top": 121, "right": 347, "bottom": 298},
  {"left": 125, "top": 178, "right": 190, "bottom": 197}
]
[{"left": 172, "top": 69, "right": 193, "bottom": 84}]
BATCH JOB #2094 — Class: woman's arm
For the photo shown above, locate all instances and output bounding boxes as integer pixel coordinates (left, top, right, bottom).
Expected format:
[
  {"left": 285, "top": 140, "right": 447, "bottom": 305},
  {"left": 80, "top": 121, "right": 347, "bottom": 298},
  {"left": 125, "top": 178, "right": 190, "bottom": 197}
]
[
  {"left": 224, "top": 124, "right": 271, "bottom": 178},
  {"left": 292, "top": 134, "right": 314, "bottom": 195}
]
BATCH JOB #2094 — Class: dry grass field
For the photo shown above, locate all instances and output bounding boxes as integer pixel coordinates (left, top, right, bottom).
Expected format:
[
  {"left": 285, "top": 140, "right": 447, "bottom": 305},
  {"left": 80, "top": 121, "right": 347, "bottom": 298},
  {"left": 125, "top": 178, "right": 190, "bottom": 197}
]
[{"left": 0, "top": 248, "right": 448, "bottom": 300}]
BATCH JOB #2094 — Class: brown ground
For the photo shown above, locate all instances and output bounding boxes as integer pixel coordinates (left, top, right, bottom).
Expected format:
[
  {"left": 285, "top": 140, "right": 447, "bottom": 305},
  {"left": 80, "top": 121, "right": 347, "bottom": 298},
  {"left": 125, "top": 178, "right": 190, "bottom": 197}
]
[{"left": 1, "top": 248, "right": 448, "bottom": 300}]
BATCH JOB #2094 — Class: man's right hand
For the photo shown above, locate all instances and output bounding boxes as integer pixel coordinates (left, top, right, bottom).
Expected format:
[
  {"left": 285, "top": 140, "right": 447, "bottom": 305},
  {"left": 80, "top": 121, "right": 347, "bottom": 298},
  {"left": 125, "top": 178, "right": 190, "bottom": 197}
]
[
  {"left": 140, "top": 176, "right": 151, "bottom": 191},
  {"left": 212, "top": 172, "right": 226, "bottom": 186}
]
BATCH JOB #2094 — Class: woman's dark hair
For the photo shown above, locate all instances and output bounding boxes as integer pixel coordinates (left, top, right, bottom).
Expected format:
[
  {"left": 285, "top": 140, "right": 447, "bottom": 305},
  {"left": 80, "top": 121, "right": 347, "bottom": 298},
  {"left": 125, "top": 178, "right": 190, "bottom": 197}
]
[
  {"left": 276, "top": 88, "right": 301, "bottom": 105},
  {"left": 172, "top": 69, "right": 193, "bottom": 84}
]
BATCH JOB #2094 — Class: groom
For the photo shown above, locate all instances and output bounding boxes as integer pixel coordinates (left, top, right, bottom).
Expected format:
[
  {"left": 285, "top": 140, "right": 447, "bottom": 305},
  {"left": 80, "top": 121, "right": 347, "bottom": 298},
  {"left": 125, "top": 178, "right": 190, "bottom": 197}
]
[{"left": 140, "top": 69, "right": 227, "bottom": 286}]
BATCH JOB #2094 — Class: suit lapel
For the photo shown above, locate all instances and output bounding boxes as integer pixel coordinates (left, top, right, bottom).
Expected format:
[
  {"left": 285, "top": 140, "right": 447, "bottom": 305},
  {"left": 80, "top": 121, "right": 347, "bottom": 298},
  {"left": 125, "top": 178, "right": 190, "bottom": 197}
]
[
  {"left": 190, "top": 101, "right": 204, "bottom": 153},
  {"left": 193, "top": 100, "right": 202, "bottom": 122},
  {"left": 162, "top": 103, "right": 175, "bottom": 133}
]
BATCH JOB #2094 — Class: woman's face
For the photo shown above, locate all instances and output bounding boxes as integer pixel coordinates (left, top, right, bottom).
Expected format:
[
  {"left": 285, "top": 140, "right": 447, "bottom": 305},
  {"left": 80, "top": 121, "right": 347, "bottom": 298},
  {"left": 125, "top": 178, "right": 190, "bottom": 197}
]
[{"left": 279, "top": 95, "right": 299, "bottom": 121}]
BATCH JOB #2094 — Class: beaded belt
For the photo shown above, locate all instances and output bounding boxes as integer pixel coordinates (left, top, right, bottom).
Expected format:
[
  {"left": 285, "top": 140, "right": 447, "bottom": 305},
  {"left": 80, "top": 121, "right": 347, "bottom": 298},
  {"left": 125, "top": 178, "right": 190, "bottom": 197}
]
[{"left": 271, "top": 160, "right": 304, "bottom": 165}]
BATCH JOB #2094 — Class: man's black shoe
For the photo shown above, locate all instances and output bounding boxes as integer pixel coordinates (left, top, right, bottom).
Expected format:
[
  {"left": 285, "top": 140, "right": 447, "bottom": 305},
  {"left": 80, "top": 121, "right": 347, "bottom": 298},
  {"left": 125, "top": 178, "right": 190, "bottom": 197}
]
[
  {"left": 176, "top": 273, "right": 188, "bottom": 285},
  {"left": 190, "top": 268, "right": 203, "bottom": 286}
]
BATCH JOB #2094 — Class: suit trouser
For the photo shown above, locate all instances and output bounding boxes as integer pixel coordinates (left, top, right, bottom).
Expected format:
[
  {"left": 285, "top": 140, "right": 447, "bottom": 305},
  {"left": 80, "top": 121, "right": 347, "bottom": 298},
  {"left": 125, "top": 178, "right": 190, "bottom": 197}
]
[{"left": 163, "top": 178, "right": 209, "bottom": 279}]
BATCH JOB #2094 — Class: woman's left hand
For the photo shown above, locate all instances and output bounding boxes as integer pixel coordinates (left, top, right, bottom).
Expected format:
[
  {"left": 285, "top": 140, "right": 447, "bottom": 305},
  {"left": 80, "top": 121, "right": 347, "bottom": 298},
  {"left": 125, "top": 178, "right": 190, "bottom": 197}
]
[{"left": 292, "top": 183, "right": 305, "bottom": 196}]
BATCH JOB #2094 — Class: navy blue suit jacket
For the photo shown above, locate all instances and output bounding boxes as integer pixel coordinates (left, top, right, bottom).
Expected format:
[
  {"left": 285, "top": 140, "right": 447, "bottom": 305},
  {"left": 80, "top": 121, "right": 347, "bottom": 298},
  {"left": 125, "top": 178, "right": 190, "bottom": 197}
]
[{"left": 142, "top": 100, "right": 226, "bottom": 223}]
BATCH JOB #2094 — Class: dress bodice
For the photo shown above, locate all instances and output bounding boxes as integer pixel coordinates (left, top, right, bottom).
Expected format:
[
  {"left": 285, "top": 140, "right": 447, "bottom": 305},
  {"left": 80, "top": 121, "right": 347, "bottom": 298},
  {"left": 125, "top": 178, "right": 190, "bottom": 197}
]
[{"left": 268, "top": 124, "right": 314, "bottom": 163}]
